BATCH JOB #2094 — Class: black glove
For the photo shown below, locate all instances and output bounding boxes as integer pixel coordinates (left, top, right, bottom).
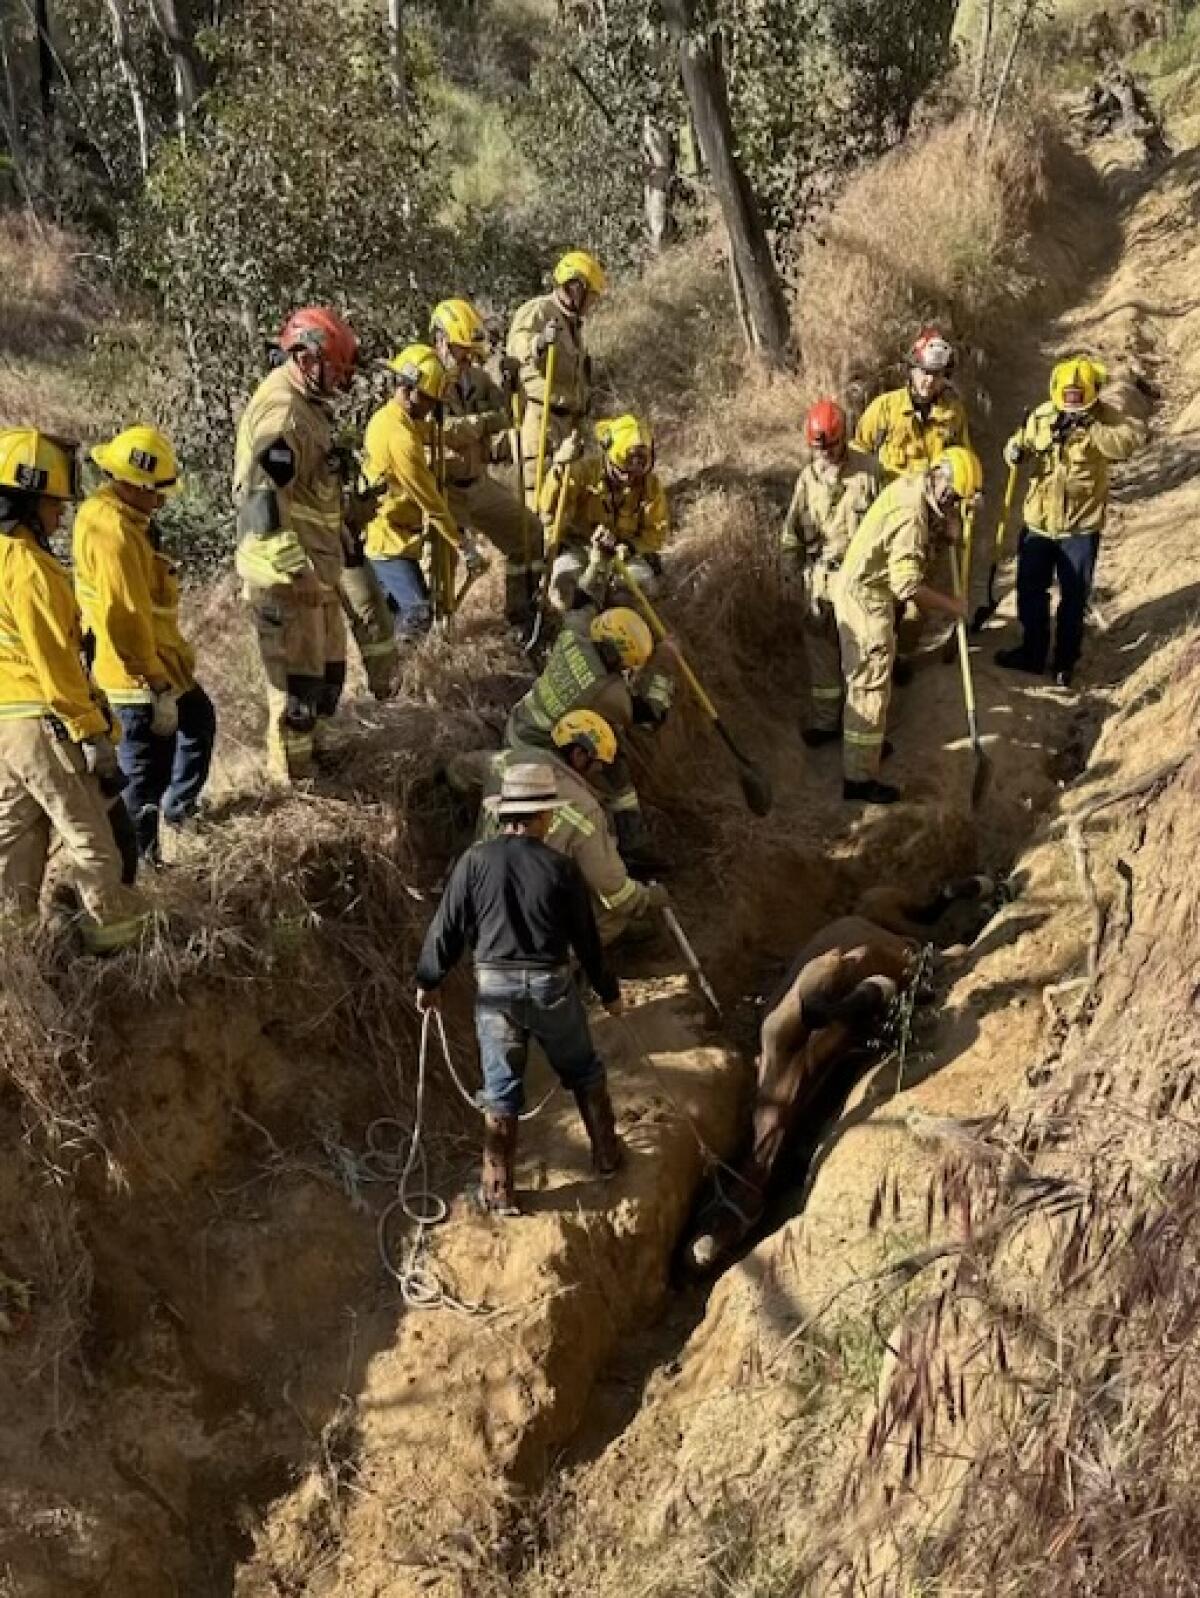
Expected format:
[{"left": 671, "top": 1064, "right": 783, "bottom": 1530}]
[{"left": 1052, "top": 410, "right": 1089, "bottom": 445}]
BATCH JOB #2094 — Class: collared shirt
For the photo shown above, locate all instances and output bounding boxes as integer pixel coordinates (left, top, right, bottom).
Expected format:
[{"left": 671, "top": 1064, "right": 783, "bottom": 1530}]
[{"left": 854, "top": 386, "right": 970, "bottom": 478}]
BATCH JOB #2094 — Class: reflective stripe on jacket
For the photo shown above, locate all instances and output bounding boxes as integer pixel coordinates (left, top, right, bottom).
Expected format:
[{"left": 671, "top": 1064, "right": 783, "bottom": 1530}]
[
  {"left": 539, "top": 455, "right": 669, "bottom": 556},
  {"left": 853, "top": 386, "right": 970, "bottom": 478},
  {"left": 362, "top": 399, "right": 460, "bottom": 562},
  {"left": 781, "top": 449, "right": 879, "bottom": 603},
  {"left": 506, "top": 630, "right": 629, "bottom": 748},
  {"left": 507, "top": 294, "right": 590, "bottom": 417},
  {"left": 0, "top": 523, "right": 108, "bottom": 740},
  {"left": 73, "top": 483, "right": 196, "bottom": 704},
  {"left": 1011, "top": 400, "right": 1141, "bottom": 538},
  {"left": 233, "top": 364, "right": 345, "bottom": 589},
  {"left": 838, "top": 474, "right": 932, "bottom": 611}
]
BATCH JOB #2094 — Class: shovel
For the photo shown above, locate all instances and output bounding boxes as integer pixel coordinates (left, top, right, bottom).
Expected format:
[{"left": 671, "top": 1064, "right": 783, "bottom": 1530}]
[
  {"left": 970, "top": 462, "right": 1019, "bottom": 633},
  {"left": 950, "top": 545, "right": 991, "bottom": 809},
  {"left": 532, "top": 339, "right": 558, "bottom": 515},
  {"left": 660, "top": 899, "right": 722, "bottom": 1016},
  {"left": 523, "top": 463, "right": 572, "bottom": 658},
  {"left": 614, "top": 556, "right": 774, "bottom": 818}
]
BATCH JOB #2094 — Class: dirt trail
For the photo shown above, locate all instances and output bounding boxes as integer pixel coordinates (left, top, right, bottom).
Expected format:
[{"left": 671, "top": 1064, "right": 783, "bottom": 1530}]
[{"left": 498, "top": 114, "right": 1200, "bottom": 1595}]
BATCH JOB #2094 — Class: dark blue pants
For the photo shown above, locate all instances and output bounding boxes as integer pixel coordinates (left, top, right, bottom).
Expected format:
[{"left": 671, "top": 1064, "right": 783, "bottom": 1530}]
[
  {"left": 115, "top": 682, "right": 217, "bottom": 857},
  {"left": 1015, "top": 529, "right": 1101, "bottom": 675},
  {"left": 474, "top": 965, "right": 605, "bottom": 1116}
]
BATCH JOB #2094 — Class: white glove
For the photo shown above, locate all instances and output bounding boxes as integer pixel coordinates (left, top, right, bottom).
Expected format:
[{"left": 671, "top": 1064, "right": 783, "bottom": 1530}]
[
  {"left": 1003, "top": 437, "right": 1025, "bottom": 469},
  {"left": 553, "top": 430, "right": 584, "bottom": 466},
  {"left": 645, "top": 881, "right": 671, "bottom": 911},
  {"left": 81, "top": 735, "right": 120, "bottom": 783},
  {"left": 151, "top": 690, "right": 179, "bottom": 738},
  {"left": 462, "top": 534, "right": 488, "bottom": 577}
]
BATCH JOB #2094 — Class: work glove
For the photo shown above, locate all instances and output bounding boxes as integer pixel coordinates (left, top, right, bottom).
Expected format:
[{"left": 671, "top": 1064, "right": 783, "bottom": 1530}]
[
  {"left": 645, "top": 882, "right": 671, "bottom": 911},
  {"left": 498, "top": 354, "right": 521, "bottom": 395},
  {"left": 532, "top": 322, "right": 559, "bottom": 364},
  {"left": 1003, "top": 437, "right": 1025, "bottom": 468},
  {"left": 461, "top": 533, "right": 488, "bottom": 577},
  {"left": 1052, "top": 410, "right": 1090, "bottom": 445},
  {"left": 235, "top": 529, "right": 314, "bottom": 588},
  {"left": 553, "top": 430, "right": 584, "bottom": 467},
  {"left": 591, "top": 528, "right": 618, "bottom": 559},
  {"left": 151, "top": 690, "right": 179, "bottom": 739},
  {"left": 80, "top": 735, "right": 125, "bottom": 797},
  {"left": 345, "top": 480, "right": 384, "bottom": 535}
]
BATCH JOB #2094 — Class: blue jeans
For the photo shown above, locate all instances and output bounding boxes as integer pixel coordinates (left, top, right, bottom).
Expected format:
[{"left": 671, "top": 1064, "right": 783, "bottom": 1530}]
[
  {"left": 369, "top": 556, "right": 431, "bottom": 640},
  {"left": 1015, "top": 529, "right": 1101, "bottom": 675},
  {"left": 474, "top": 965, "right": 606, "bottom": 1116},
  {"left": 115, "top": 682, "right": 217, "bottom": 856}
]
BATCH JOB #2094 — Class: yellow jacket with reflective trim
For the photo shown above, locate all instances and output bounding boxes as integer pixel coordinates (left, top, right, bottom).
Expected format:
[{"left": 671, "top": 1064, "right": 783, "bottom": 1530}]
[
  {"left": 0, "top": 522, "right": 108, "bottom": 741},
  {"left": 781, "top": 448, "right": 879, "bottom": 604},
  {"left": 481, "top": 744, "right": 649, "bottom": 919},
  {"left": 507, "top": 294, "right": 590, "bottom": 417},
  {"left": 540, "top": 454, "right": 670, "bottom": 556},
  {"left": 837, "top": 474, "right": 932, "bottom": 612},
  {"left": 441, "top": 366, "right": 509, "bottom": 485},
  {"left": 362, "top": 399, "right": 461, "bottom": 562},
  {"left": 1010, "top": 400, "right": 1141, "bottom": 538},
  {"left": 854, "top": 386, "right": 970, "bottom": 479},
  {"left": 233, "top": 364, "right": 345, "bottom": 589},
  {"left": 73, "top": 484, "right": 196, "bottom": 704}
]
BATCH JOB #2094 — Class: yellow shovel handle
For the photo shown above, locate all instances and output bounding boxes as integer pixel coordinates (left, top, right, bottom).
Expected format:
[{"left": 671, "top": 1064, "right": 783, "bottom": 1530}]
[
  {"left": 615, "top": 556, "right": 719, "bottom": 723},
  {"left": 533, "top": 342, "right": 557, "bottom": 513},
  {"left": 994, "top": 462, "right": 1019, "bottom": 558}
]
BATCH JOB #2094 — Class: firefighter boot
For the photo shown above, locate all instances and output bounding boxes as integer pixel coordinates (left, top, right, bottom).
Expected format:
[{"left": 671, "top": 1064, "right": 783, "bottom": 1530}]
[
  {"left": 479, "top": 1113, "right": 520, "bottom": 1217},
  {"left": 573, "top": 1080, "right": 626, "bottom": 1178}
]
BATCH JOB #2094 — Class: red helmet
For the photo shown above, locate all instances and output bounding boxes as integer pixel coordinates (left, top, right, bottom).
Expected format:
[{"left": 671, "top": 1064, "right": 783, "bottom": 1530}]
[
  {"left": 909, "top": 326, "right": 955, "bottom": 375},
  {"left": 277, "top": 307, "right": 360, "bottom": 391},
  {"left": 805, "top": 398, "right": 847, "bottom": 449}
]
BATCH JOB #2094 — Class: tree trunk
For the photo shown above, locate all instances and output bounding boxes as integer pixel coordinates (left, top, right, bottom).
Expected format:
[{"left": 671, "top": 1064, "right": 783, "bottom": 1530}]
[
  {"left": 34, "top": 0, "right": 53, "bottom": 124},
  {"left": 103, "top": 0, "right": 150, "bottom": 175},
  {"left": 144, "top": 0, "right": 203, "bottom": 134},
  {"left": 386, "top": 0, "right": 407, "bottom": 112},
  {"left": 642, "top": 112, "right": 675, "bottom": 252},
  {"left": 983, "top": 0, "right": 1038, "bottom": 151},
  {"left": 971, "top": 0, "right": 994, "bottom": 131},
  {"left": 660, "top": 0, "right": 791, "bottom": 365}
]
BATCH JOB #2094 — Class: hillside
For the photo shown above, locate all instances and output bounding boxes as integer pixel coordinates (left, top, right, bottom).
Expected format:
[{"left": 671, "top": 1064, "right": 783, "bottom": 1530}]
[{"left": 1, "top": 9, "right": 1200, "bottom": 1598}]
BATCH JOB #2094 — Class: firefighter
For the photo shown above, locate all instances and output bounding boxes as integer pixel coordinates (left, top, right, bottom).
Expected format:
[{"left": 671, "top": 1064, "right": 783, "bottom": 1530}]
[
  {"left": 997, "top": 356, "right": 1142, "bottom": 688},
  {"left": 836, "top": 447, "right": 980, "bottom": 805},
  {"left": 780, "top": 398, "right": 879, "bottom": 746},
  {"left": 0, "top": 429, "right": 149, "bottom": 953},
  {"left": 430, "top": 297, "right": 543, "bottom": 624},
  {"left": 507, "top": 250, "right": 606, "bottom": 501},
  {"left": 233, "top": 306, "right": 359, "bottom": 782},
  {"left": 853, "top": 328, "right": 971, "bottom": 479},
  {"left": 415, "top": 759, "right": 625, "bottom": 1217},
  {"left": 361, "top": 343, "right": 484, "bottom": 639},
  {"left": 73, "top": 426, "right": 216, "bottom": 865},
  {"left": 539, "top": 413, "right": 669, "bottom": 615},
  {"left": 451, "top": 709, "right": 670, "bottom": 946},
  {"left": 505, "top": 606, "right": 675, "bottom": 871}
]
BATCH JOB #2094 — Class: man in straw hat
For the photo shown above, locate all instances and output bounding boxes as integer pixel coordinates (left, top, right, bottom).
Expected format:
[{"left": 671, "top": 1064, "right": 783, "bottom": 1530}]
[{"left": 416, "top": 760, "right": 626, "bottom": 1216}]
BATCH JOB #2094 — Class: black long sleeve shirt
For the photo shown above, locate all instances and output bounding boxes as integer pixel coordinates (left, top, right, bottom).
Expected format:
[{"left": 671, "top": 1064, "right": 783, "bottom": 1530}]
[{"left": 415, "top": 834, "right": 619, "bottom": 1005}]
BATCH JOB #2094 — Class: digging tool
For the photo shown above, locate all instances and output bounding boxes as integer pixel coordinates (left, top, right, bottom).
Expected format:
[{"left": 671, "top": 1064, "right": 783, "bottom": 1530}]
[
  {"left": 522, "top": 463, "right": 572, "bottom": 658},
  {"left": 950, "top": 545, "right": 992, "bottom": 809},
  {"left": 941, "top": 506, "right": 977, "bottom": 665},
  {"left": 614, "top": 555, "right": 774, "bottom": 818},
  {"left": 532, "top": 337, "right": 558, "bottom": 516},
  {"left": 970, "top": 461, "right": 1020, "bottom": 633},
  {"left": 660, "top": 899, "right": 722, "bottom": 1016},
  {"left": 511, "top": 389, "right": 534, "bottom": 611}
]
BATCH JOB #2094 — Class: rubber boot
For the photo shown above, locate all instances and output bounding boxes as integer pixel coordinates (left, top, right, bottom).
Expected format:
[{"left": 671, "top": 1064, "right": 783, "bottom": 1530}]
[
  {"left": 995, "top": 646, "right": 1044, "bottom": 676},
  {"left": 613, "top": 808, "right": 666, "bottom": 878},
  {"left": 801, "top": 726, "right": 840, "bottom": 749},
  {"left": 843, "top": 778, "right": 901, "bottom": 805},
  {"left": 479, "top": 1113, "right": 520, "bottom": 1216},
  {"left": 505, "top": 567, "right": 534, "bottom": 629},
  {"left": 573, "top": 1081, "right": 626, "bottom": 1177}
]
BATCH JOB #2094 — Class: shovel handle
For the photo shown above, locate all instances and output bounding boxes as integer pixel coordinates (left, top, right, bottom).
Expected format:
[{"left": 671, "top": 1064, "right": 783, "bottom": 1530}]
[
  {"left": 614, "top": 556, "right": 720, "bottom": 723},
  {"left": 532, "top": 342, "right": 557, "bottom": 515}
]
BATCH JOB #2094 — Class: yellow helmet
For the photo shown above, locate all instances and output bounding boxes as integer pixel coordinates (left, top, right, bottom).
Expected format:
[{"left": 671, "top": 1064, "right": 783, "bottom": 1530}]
[
  {"left": 389, "top": 342, "right": 447, "bottom": 401},
  {"left": 1051, "top": 355, "right": 1107, "bottom": 413},
  {"left": 552, "top": 709, "right": 618, "bottom": 765},
  {"left": 936, "top": 445, "right": 984, "bottom": 503},
  {"left": 91, "top": 425, "right": 180, "bottom": 494},
  {"left": 553, "top": 250, "right": 607, "bottom": 296},
  {"left": 429, "top": 298, "right": 488, "bottom": 358},
  {"left": 0, "top": 428, "right": 80, "bottom": 501},
  {"left": 597, "top": 413, "right": 654, "bottom": 472},
  {"left": 590, "top": 606, "right": 653, "bottom": 671}
]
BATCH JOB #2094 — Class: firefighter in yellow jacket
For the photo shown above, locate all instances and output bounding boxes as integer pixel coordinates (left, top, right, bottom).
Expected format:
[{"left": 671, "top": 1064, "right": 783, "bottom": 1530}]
[
  {"left": 506, "top": 607, "right": 675, "bottom": 870},
  {"left": 430, "top": 298, "right": 543, "bottom": 624},
  {"left": 507, "top": 250, "right": 605, "bottom": 500},
  {"left": 539, "top": 413, "right": 669, "bottom": 614},
  {"left": 780, "top": 399, "right": 879, "bottom": 746},
  {"left": 362, "top": 343, "right": 484, "bottom": 638},
  {"left": 997, "top": 356, "right": 1141, "bottom": 688},
  {"left": 835, "top": 448, "right": 980, "bottom": 805},
  {"left": 853, "top": 328, "right": 971, "bottom": 479},
  {"left": 74, "top": 426, "right": 216, "bottom": 864},
  {"left": 0, "top": 429, "right": 148, "bottom": 953},
  {"left": 455, "top": 711, "right": 669, "bottom": 945},
  {"left": 233, "top": 307, "right": 360, "bottom": 781}
]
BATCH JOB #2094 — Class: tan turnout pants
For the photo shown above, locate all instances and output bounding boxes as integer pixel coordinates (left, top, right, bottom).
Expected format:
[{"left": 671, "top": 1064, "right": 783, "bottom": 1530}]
[
  {"left": 519, "top": 406, "right": 581, "bottom": 500},
  {"left": 0, "top": 719, "right": 146, "bottom": 952},
  {"left": 837, "top": 583, "right": 895, "bottom": 782},
  {"left": 446, "top": 474, "right": 544, "bottom": 619},
  {"left": 249, "top": 585, "right": 347, "bottom": 782},
  {"left": 338, "top": 560, "right": 398, "bottom": 700},
  {"left": 800, "top": 570, "right": 844, "bottom": 733}
]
